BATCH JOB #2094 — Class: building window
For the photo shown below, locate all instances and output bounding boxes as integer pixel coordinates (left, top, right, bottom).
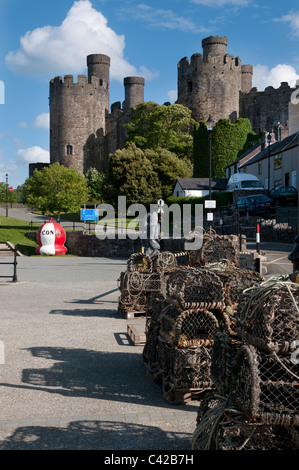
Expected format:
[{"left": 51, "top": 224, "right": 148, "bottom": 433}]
[
  {"left": 187, "top": 81, "right": 193, "bottom": 92},
  {"left": 274, "top": 153, "right": 282, "bottom": 169},
  {"left": 258, "top": 161, "right": 262, "bottom": 174},
  {"left": 66, "top": 145, "right": 73, "bottom": 156}
]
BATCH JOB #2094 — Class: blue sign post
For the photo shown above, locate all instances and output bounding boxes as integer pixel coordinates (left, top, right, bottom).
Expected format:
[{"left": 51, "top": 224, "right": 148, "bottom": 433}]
[{"left": 80, "top": 208, "right": 99, "bottom": 221}]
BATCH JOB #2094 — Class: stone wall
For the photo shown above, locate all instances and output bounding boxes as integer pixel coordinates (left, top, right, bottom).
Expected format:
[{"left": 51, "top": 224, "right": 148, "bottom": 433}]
[{"left": 240, "top": 82, "right": 295, "bottom": 134}]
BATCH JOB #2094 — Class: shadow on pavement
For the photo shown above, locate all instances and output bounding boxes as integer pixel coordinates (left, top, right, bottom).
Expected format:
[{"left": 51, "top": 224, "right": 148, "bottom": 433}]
[
  {"left": 49, "top": 308, "right": 119, "bottom": 318},
  {"left": 0, "top": 420, "right": 193, "bottom": 450}
]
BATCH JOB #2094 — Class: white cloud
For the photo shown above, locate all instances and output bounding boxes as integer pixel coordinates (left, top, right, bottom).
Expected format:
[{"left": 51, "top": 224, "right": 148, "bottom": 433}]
[
  {"left": 253, "top": 64, "right": 299, "bottom": 91},
  {"left": 190, "top": 0, "right": 249, "bottom": 6},
  {"left": 119, "top": 4, "right": 208, "bottom": 33},
  {"left": 34, "top": 113, "right": 50, "bottom": 129},
  {"left": 167, "top": 90, "right": 177, "bottom": 102},
  {"left": 17, "top": 146, "right": 50, "bottom": 164},
  {"left": 5, "top": 0, "right": 154, "bottom": 82},
  {"left": 275, "top": 10, "right": 299, "bottom": 37}
]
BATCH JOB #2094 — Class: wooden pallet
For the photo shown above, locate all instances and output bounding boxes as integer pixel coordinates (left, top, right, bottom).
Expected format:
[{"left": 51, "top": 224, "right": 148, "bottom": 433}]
[
  {"left": 163, "top": 386, "right": 209, "bottom": 405},
  {"left": 118, "top": 306, "right": 146, "bottom": 319},
  {"left": 127, "top": 322, "right": 146, "bottom": 346}
]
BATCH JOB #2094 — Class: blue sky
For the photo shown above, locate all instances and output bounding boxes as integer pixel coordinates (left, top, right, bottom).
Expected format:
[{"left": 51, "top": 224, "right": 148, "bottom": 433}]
[{"left": 1, "top": 0, "right": 299, "bottom": 189}]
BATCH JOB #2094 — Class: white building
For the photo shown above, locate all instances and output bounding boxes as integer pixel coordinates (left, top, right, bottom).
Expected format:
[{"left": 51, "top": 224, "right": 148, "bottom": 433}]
[{"left": 172, "top": 178, "right": 228, "bottom": 198}]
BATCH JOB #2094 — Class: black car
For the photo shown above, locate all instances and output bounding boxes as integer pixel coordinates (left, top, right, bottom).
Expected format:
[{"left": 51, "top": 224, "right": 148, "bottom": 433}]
[
  {"left": 230, "top": 194, "right": 277, "bottom": 217},
  {"left": 269, "top": 186, "right": 298, "bottom": 206}
]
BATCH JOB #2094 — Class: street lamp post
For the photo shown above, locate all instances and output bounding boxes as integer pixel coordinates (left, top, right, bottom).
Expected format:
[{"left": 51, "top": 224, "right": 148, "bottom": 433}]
[
  {"left": 267, "top": 132, "right": 272, "bottom": 194},
  {"left": 5, "top": 173, "right": 8, "bottom": 217},
  {"left": 206, "top": 115, "right": 214, "bottom": 232},
  {"left": 207, "top": 115, "right": 214, "bottom": 201}
]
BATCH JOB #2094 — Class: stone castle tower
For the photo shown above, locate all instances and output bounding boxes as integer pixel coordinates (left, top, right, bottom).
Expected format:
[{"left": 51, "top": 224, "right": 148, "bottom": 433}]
[
  {"left": 177, "top": 35, "right": 295, "bottom": 135},
  {"left": 49, "top": 54, "right": 145, "bottom": 174},
  {"left": 177, "top": 36, "right": 253, "bottom": 124}
]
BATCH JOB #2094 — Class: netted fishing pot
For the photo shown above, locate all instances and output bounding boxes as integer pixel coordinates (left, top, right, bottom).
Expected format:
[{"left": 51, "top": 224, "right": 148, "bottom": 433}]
[
  {"left": 121, "top": 271, "right": 164, "bottom": 296},
  {"left": 237, "top": 277, "right": 299, "bottom": 355},
  {"left": 189, "top": 234, "right": 239, "bottom": 267},
  {"left": 127, "top": 252, "right": 153, "bottom": 273},
  {"left": 230, "top": 278, "right": 299, "bottom": 424},
  {"left": 160, "top": 344, "right": 214, "bottom": 404},
  {"left": 118, "top": 291, "right": 148, "bottom": 315},
  {"left": 152, "top": 251, "right": 178, "bottom": 273},
  {"left": 142, "top": 296, "right": 168, "bottom": 380},
  {"left": 192, "top": 390, "right": 299, "bottom": 450},
  {"left": 159, "top": 304, "right": 221, "bottom": 348},
  {"left": 223, "top": 269, "right": 264, "bottom": 309},
  {"left": 166, "top": 267, "right": 225, "bottom": 311}
]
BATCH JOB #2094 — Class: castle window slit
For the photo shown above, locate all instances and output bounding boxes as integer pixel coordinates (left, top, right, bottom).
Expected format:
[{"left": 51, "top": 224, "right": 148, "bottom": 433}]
[{"left": 66, "top": 145, "right": 73, "bottom": 156}]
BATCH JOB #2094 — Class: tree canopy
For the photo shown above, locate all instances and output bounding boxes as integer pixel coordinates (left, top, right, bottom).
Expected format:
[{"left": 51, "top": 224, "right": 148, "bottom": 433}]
[
  {"left": 125, "top": 102, "right": 195, "bottom": 161},
  {"left": 103, "top": 144, "right": 162, "bottom": 208},
  {"left": 85, "top": 167, "right": 106, "bottom": 203},
  {"left": 143, "top": 147, "right": 192, "bottom": 200},
  {"left": 23, "top": 162, "right": 89, "bottom": 221}
]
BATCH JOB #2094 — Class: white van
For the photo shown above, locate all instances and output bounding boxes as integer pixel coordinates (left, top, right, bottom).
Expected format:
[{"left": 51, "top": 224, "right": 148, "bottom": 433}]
[{"left": 226, "top": 173, "right": 264, "bottom": 192}]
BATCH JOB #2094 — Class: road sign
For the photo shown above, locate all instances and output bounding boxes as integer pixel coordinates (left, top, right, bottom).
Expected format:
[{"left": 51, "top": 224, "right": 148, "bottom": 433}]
[
  {"left": 80, "top": 208, "right": 99, "bottom": 221},
  {"left": 205, "top": 200, "right": 216, "bottom": 209}
]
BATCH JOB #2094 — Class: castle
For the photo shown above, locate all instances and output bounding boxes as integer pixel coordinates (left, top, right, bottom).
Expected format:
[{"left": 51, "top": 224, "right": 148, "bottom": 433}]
[
  {"left": 46, "top": 36, "right": 295, "bottom": 176},
  {"left": 49, "top": 54, "right": 145, "bottom": 174}
]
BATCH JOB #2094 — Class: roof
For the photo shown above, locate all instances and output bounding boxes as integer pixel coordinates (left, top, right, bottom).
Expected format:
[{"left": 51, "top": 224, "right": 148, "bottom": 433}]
[
  {"left": 226, "top": 143, "right": 261, "bottom": 169},
  {"left": 176, "top": 177, "right": 228, "bottom": 191},
  {"left": 240, "top": 131, "right": 299, "bottom": 168}
]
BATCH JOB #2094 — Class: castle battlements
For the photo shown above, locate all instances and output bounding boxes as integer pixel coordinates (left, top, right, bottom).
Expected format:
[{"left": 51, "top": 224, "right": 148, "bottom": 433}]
[{"left": 50, "top": 74, "right": 107, "bottom": 90}]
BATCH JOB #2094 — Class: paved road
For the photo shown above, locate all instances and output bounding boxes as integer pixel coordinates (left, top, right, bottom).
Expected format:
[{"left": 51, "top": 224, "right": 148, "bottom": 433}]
[
  {"left": 0, "top": 255, "right": 201, "bottom": 451},
  {"left": 247, "top": 241, "right": 294, "bottom": 277}
]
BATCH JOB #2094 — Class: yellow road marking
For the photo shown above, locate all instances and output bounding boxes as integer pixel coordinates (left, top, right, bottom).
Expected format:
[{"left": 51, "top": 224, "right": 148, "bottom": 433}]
[{"left": 266, "top": 255, "right": 288, "bottom": 265}]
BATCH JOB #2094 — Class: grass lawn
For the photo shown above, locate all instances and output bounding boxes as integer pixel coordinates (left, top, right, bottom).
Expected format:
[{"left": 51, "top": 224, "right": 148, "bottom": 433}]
[{"left": 0, "top": 215, "right": 40, "bottom": 256}]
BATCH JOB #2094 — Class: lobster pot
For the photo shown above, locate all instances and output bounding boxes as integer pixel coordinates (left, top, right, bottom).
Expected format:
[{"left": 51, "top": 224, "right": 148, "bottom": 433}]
[
  {"left": 118, "top": 292, "right": 149, "bottom": 316},
  {"left": 189, "top": 234, "right": 239, "bottom": 268},
  {"left": 166, "top": 267, "right": 225, "bottom": 311},
  {"left": 159, "top": 305, "right": 221, "bottom": 348},
  {"left": 157, "top": 340, "right": 214, "bottom": 403},
  {"left": 201, "top": 263, "right": 264, "bottom": 310},
  {"left": 192, "top": 392, "right": 299, "bottom": 450},
  {"left": 221, "top": 269, "right": 264, "bottom": 309},
  {"left": 142, "top": 297, "right": 168, "bottom": 373},
  {"left": 152, "top": 251, "right": 178, "bottom": 273},
  {"left": 210, "top": 331, "right": 241, "bottom": 396},
  {"left": 118, "top": 270, "right": 166, "bottom": 316},
  {"left": 230, "top": 344, "right": 299, "bottom": 425},
  {"left": 127, "top": 252, "right": 153, "bottom": 273},
  {"left": 237, "top": 279, "right": 299, "bottom": 354},
  {"left": 121, "top": 271, "right": 164, "bottom": 295}
]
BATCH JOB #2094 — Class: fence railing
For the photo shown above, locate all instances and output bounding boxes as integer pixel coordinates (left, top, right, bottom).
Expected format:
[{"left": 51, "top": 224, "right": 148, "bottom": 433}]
[{"left": 0, "top": 243, "right": 18, "bottom": 282}]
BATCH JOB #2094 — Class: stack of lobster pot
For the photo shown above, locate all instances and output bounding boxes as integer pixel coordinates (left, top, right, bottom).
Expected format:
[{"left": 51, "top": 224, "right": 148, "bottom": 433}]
[
  {"left": 192, "top": 275, "right": 299, "bottom": 450},
  {"left": 143, "top": 266, "right": 232, "bottom": 404},
  {"left": 118, "top": 252, "right": 179, "bottom": 318}
]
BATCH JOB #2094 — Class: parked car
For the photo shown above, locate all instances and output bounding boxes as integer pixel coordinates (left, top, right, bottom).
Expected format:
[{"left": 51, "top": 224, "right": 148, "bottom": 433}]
[
  {"left": 229, "top": 194, "right": 277, "bottom": 217},
  {"left": 269, "top": 186, "right": 298, "bottom": 206}
]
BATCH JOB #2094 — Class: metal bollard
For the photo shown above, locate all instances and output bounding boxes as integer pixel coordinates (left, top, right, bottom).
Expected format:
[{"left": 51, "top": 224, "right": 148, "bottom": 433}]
[{"left": 288, "top": 234, "right": 299, "bottom": 272}]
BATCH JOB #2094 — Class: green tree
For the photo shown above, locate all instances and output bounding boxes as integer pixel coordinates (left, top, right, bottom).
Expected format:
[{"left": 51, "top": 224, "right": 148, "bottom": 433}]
[
  {"left": 103, "top": 144, "right": 162, "bottom": 209},
  {"left": 193, "top": 118, "right": 260, "bottom": 178},
  {"left": 125, "top": 102, "right": 195, "bottom": 161},
  {"left": 23, "top": 162, "right": 89, "bottom": 222},
  {"left": 144, "top": 147, "right": 192, "bottom": 199},
  {"left": 0, "top": 182, "right": 19, "bottom": 204},
  {"left": 85, "top": 167, "right": 106, "bottom": 203}
]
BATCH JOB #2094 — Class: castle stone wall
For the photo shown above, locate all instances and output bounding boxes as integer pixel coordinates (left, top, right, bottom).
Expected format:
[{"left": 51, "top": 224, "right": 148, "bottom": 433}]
[{"left": 240, "top": 82, "right": 295, "bottom": 133}]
